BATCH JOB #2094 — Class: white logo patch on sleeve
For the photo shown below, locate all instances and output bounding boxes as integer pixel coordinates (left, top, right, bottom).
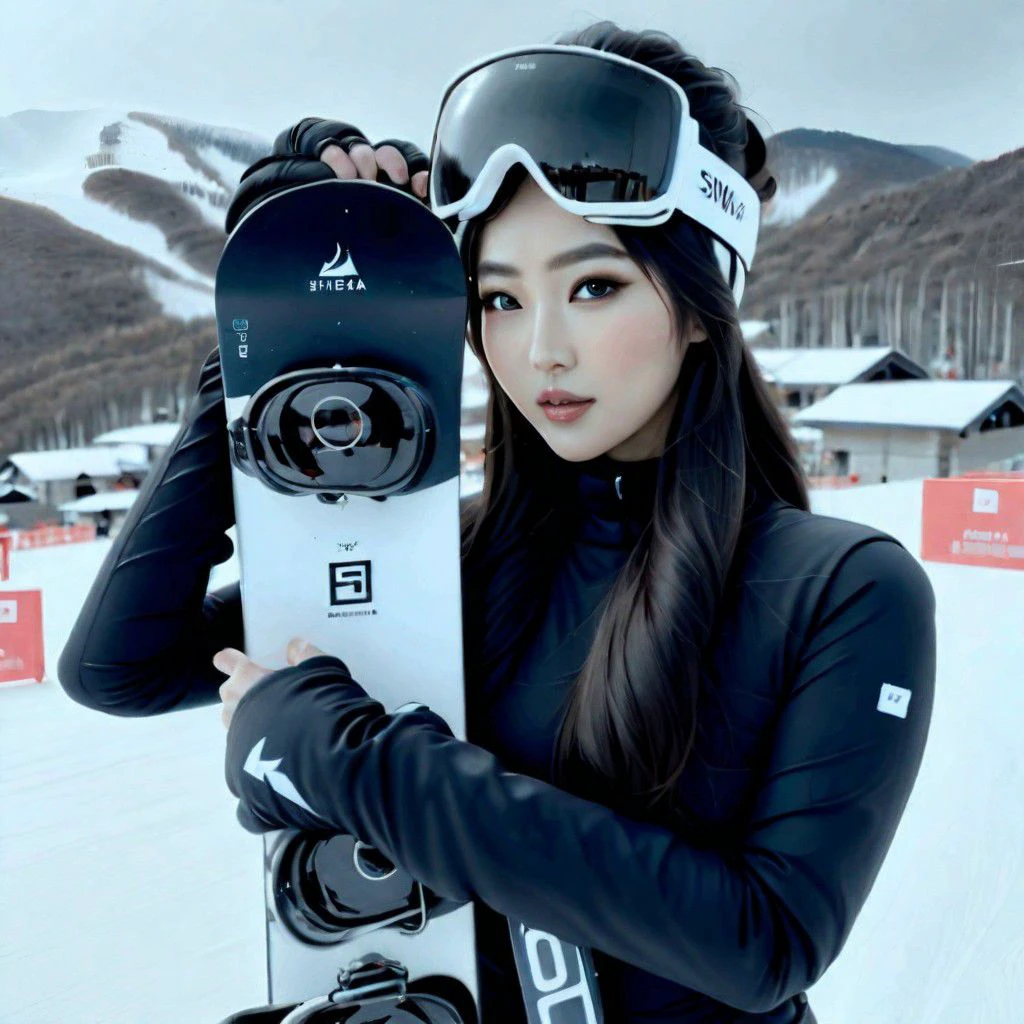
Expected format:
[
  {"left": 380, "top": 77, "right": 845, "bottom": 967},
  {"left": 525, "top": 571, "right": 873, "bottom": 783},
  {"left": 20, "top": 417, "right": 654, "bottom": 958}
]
[
  {"left": 243, "top": 737, "right": 330, "bottom": 823},
  {"left": 877, "top": 683, "right": 912, "bottom": 718}
]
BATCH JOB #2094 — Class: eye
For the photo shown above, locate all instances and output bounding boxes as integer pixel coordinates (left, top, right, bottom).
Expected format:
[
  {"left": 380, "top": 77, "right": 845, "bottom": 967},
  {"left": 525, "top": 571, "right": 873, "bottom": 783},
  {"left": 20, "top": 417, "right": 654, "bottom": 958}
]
[
  {"left": 480, "top": 291, "right": 517, "bottom": 313},
  {"left": 479, "top": 277, "right": 623, "bottom": 312},
  {"left": 575, "top": 278, "right": 619, "bottom": 301}
]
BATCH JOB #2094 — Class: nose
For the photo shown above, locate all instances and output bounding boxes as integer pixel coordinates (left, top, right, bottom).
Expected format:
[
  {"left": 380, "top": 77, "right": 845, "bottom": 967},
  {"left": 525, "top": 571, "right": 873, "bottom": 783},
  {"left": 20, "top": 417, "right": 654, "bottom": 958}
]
[{"left": 527, "top": 306, "right": 576, "bottom": 373}]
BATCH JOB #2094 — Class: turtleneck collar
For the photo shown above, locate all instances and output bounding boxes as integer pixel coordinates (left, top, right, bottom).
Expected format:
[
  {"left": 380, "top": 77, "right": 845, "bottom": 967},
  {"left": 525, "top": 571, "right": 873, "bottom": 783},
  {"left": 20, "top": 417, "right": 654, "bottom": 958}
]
[
  {"left": 566, "top": 451, "right": 778, "bottom": 550},
  {"left": 558, "top": 356, "right": 780, "bottom": 549},
  {"left": 570, "top": 453, "right": 661, "bottom": 548}
]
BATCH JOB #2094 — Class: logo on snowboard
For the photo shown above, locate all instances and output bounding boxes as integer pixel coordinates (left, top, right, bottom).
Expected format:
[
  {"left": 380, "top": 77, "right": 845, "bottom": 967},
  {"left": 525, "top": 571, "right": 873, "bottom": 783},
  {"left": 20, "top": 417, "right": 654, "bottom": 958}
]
[
  {"left": 511, "top": 922, "right": 601, "bottom": 1024},
  {"left": 312, "top": 243, "right": 366, "bottom": 292},
  {"left": 328, "top": 560, "right": 377, "bottom": 617},
  {"left": 231, "top": 317, "right": 249, "bottom": 359}
]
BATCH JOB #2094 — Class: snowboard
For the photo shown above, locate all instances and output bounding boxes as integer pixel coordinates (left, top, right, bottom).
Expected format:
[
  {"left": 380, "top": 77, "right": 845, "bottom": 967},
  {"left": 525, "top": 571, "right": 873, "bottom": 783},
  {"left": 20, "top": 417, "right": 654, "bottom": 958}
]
[
  {"left": 211, "top": 177, "right": 605, "bottom": 1024},
  {"left": 213, "top": 178, "right": 476, "bottom": 1023}
]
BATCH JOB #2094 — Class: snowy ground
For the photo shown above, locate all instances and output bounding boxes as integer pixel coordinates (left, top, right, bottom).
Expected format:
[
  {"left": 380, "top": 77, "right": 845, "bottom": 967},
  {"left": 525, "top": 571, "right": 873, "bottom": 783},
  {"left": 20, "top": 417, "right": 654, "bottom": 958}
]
[{"left": 1, "top": 479, "right": 1021, "bottom": 1024}]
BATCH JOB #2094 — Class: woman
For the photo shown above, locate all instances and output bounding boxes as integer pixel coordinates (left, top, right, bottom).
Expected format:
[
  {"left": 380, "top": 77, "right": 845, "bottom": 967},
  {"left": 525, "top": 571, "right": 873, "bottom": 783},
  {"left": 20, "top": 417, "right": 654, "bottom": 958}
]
[{"left": 58, "top": 21, "right": 936, "bottom": 1024}]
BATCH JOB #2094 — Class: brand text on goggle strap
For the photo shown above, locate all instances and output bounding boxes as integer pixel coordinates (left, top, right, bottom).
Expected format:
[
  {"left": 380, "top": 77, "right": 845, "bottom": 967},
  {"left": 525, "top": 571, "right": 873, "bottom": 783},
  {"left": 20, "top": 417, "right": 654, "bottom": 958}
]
[{"left": 699, "top": 170, "right": 746, "bottom": 221}]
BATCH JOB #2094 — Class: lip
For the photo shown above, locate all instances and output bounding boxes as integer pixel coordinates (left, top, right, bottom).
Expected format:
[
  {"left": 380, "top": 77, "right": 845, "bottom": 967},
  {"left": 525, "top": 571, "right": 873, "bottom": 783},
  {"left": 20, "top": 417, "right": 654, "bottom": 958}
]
[
  {"left": 537, "top": 388, "right": 592, "bottom": 405},
  {"left": 540, "top": 399, "right": 594, "bottom": 423}
]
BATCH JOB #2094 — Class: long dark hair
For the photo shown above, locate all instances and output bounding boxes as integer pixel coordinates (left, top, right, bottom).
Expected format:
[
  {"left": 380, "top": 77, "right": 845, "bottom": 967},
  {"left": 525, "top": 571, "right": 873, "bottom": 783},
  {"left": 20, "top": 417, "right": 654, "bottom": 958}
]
[{"left": 458, "top": 21, "right": 809, "bottom": 828}]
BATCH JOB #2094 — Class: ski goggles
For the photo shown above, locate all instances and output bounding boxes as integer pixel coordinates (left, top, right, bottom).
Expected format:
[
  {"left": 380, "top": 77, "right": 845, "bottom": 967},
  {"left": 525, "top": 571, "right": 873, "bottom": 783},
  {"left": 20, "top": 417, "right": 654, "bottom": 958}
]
[{"left": 428, "top": 44, "right": 761, "bottom": 297}]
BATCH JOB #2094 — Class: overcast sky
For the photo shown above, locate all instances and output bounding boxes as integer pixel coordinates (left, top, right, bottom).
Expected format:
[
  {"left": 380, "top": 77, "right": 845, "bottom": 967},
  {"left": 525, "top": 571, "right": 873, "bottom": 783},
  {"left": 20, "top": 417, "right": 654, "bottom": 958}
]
[{"left": 2, "top": 0, "right": 1021, "bottom": 162}]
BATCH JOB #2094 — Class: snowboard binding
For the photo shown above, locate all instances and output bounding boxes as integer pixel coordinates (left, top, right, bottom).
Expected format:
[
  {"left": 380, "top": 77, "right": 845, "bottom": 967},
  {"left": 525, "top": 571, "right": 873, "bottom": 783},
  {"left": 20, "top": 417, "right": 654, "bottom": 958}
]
[
  {"left": 216, "top": 954, "right": 475, "bottom": 1023},
  {"left": 227, "top": 366, "right": 437, "bottom": 502},
  {"left": 272, "top": 833, "right": 464, "bottom": 946}
]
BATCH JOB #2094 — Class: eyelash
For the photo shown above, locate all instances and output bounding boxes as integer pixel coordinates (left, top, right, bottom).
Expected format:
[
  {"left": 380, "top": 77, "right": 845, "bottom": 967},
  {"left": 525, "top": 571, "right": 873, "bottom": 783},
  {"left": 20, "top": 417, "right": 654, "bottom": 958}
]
[{"left": 479, "top": 277, "right": 623, "bottom": 312}]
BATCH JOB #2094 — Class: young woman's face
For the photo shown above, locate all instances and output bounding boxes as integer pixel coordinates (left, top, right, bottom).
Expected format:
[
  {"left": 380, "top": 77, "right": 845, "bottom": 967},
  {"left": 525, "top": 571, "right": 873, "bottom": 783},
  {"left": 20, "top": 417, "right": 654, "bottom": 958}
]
[{"left": 476, "top": 175, "right": 707, "bottom": 463}]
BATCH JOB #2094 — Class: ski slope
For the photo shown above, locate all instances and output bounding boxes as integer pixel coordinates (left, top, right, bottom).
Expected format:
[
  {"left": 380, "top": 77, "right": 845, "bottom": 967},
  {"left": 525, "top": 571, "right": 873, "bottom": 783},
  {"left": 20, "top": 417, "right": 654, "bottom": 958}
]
[
  {"left": 1, "top": 479, "right": 1021, "bottom": 1024},
  {"left": 0, "top": 109, "right": 258, "bottom": 322}
]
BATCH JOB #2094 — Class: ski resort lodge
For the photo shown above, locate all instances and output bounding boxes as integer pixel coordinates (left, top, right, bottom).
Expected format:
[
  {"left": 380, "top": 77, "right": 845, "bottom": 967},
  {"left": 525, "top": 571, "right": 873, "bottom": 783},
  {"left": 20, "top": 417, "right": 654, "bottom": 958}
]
[
  {"left": 792, "top": 379, "right": 1024, "bottom": 483},
  {"left": 749, "top": 346, "right": 930, "bottom": 412},
  {"left": 0, "top": 421, "right": 183, "bottom": 531},
  {"left": 0, "top": 446, "right": 148, "bottom": 510},
  {"left": 91, "top": 423, "right": 181, "bottom": 465},
  {"left": 0, "top": 433, "right": 162, "bottom": 532}
]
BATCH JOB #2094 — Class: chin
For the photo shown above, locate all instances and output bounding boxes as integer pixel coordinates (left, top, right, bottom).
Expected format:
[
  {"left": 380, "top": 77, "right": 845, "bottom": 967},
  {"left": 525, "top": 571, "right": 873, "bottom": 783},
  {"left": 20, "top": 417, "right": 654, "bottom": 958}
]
[{"left": 536, "top": 430, "right": 618, "bottom": 464}]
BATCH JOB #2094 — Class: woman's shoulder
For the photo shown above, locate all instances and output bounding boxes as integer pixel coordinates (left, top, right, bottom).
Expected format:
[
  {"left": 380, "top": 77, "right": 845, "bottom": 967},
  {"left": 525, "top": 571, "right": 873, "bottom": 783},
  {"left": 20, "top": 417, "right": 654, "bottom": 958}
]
[
  {"left": 741, "top": 497, "right": 911, "bottom": 577},
  {"left": 731, "top": 497, "right": 934, "bottom": 648}
]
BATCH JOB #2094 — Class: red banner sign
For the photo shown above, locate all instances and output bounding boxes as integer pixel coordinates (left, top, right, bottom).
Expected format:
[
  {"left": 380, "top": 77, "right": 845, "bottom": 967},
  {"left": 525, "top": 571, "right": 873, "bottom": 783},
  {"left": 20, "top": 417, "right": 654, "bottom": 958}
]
[
  {"left": 11, "top": 524, "right": 96, "bottom": 549},
  {"left": 921, "top": 477, "right": 1024, "bottom": 570},
  {"left": 0, "top": 590, "right": 45, "bottom": 685}
]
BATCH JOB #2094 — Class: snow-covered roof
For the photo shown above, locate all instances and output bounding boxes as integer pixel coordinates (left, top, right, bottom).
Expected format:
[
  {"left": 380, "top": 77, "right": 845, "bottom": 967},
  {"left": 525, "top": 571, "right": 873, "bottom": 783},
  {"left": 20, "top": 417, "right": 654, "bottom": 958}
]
[
  {"left": 749, "top": 346, "right": 927, "bottom": 387},
  {"left": 789, "top": 425, "right": 825, "bottom": 444},
  {"left": 750, "top": 348, "right": 802, "bottom": 374},
  {"left": 792, "top": 380, "right": 1024, "bottom": 431},
  {"left": 92, "top": 423, "right": 181, "bottom": 447},
  {"left": 0, "top": 483, "right": 36, "bottom": 503},
  {"left": 59, "top": 489, "right": 140, "bottom": 514},
  {"left": 740, "top": 320, "right": 772, "bottom": 341},
  {"left": 5, "top": 445, "right": 148, "bottom": 482}
]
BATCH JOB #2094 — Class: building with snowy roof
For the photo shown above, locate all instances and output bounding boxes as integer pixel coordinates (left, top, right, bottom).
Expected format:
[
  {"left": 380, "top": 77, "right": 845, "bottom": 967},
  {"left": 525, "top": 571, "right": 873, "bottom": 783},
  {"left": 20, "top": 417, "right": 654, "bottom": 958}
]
[
  {"left": 58, "top": 488, "right": 140, "bottom": 537},
  {"left": 792, "top": 380, "right": 1024, "bottom": 483},
  {"left": 749, "top": 346, "right": 930, "bottom": 412},
  {"left": 91, "top": 423, "right": 181, "bottom": 463},
  {"left": 0, "top": 445, "right": 148, "bottom": 514}
]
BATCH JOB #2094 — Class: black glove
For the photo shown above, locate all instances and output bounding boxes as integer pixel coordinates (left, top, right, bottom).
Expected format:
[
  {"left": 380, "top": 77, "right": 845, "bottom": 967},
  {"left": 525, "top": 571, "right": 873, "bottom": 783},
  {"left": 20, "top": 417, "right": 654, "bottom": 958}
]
[
  {"left": 225, "top": 117, "right": 430, "bottom": 234},
  {"left": 57, "top": 347, "right": 242, "bottom": 715}
]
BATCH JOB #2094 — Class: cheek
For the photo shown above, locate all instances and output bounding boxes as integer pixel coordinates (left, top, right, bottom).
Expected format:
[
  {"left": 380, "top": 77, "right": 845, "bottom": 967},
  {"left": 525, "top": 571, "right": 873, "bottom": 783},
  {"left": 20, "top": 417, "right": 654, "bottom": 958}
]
[
  {"left": 479, "top": 293, "right": 680, "bottom": 399},
  {"left": 480, "top": 319, "right": 521, "bottom": 398},
  {"left": 593, "top": 301, "right": 678, "bottom": 377}
]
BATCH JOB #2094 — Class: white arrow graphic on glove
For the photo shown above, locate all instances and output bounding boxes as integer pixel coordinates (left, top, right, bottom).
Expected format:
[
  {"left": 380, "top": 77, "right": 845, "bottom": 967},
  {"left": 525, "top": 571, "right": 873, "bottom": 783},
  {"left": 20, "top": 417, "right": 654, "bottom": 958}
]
[{"left": 243, "top": 737, "right": 330, "bottom": 822}]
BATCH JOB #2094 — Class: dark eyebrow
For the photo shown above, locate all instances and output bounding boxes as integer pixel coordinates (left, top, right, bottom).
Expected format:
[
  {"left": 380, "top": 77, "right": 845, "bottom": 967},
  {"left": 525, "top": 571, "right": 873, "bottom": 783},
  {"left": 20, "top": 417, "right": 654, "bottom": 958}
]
[{"left": 477, "top": 242, "right": 631, "bottom": 279}]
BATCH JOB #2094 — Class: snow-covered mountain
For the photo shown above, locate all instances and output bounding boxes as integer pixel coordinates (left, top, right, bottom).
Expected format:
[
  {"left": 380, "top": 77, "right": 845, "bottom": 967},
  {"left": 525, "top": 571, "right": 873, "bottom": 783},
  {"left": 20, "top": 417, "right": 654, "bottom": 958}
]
[
  {"left": 761, "top": 128, "right": 973, "bottom": 228},
  {"left": 0, "top": 110, "right": 980, "bottom": 318},
  {"left": 1, "top": 108, "right": 1009, "bottom": 457},
  {"left": 0, "top": 109, "right": 270, "bottom": 319}
]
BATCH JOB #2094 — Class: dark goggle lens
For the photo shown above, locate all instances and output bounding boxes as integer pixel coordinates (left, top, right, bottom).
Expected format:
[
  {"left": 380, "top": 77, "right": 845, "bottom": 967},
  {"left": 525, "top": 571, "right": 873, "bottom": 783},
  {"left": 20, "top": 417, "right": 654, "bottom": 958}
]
[{"left": 433, "top": 50, "right": 679, "bottom": 208}]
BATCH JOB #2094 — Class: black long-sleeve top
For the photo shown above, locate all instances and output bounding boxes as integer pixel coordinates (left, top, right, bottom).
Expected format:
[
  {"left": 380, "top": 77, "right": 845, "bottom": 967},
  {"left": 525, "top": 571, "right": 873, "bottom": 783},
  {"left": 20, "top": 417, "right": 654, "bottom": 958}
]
[{"left": 57, "top": 350, "right": 936, "bottom": 1023}]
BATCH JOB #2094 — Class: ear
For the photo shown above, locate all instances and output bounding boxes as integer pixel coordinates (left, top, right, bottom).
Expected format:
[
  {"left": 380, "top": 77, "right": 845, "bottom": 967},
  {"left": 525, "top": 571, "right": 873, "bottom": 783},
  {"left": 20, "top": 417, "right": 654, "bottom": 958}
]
[{"left": 688, "top": 322, "right": 709, "bottom": 344}]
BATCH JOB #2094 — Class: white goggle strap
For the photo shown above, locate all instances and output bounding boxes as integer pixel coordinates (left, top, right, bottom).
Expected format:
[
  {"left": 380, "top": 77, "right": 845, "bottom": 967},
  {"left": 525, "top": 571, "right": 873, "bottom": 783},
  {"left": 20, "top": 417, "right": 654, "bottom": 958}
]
[{"left": 673, "top": 112, "right": 760, "bottom": 275}]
